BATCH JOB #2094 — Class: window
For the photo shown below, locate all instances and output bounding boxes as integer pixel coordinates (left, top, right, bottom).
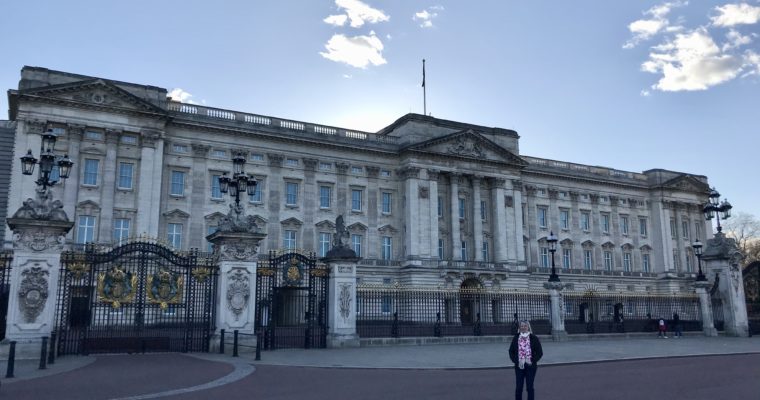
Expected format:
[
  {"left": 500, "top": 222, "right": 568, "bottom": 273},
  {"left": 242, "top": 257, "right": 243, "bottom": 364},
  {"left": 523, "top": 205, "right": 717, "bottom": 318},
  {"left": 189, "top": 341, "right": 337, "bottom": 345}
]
[
  {"left": 172, "top": 144, "right": 188, "bottom": 153},
  {"left": 382, "top": 192, "right": 392, "bottom": 214},
  {"left": 584, "top": 250, "right": 593, "bottom": 270},
  {"left": 85, "top": 130, "right": 102, "bottom": 140},
  {"left": 639, "top": 217, "right": 648, "bottom": 237},
  {"left": 83, "top": 159, "right": 99, "bottom": 185},
  {"left": 382, "top": 237, "right": 392, "bottom": 260},
  {"left": 685, "top": 252, "right": 692, "bottom": 272},
  {"left": 212, "top": 149, "right": 227, "bottom": 158},
  {"left": 284, "top": 230, "right": 297, "bottom": 249},
  {"left": 623, "top": 252, "right": 632, "bottom": 272},
  {"left": 601, "top": 213, "right": 610, "bottom": 233},
  {"left": 113, "top": 218, "right": 130, "bottom": 244},
  {"left": 461, "top": 241, "right": 468, "bottom": 260},
  {"left": 351, "top": 189, "right": 363, "bottom": 212},
  {"left": 539, "top": 247, "right": 549, "bottom": 267},
  {"left": 581, "top": 212, "right": 591, "bottom": 231},
  {"left": 318, "top": 162, "right": 331, "bottom": 171},
  {"left": 121, "top": 135, "right": 137, "bottom": 145},
  {"left": 480, "top": 201, "right": 487, "bottom": 221},
  {"left": 170, "top": 171, "right": 185, "bottom": 196},
  {"left": 562, "top": 248, "right": 572, "bottom": 269},
  {"left": 250, "top": 153, "right": 264, "bottom": 162},
  {"left": 249, "top": 179, "right": 263, "bottom": 202},
  {"left": 77, "top": 216, "right": 96, "bottom": 244},
  {"left": 437, "top": 196, "right": 443, "bottom": 217},
  {"left": 670, "top": 218, "right": 677, "bottom": 239},
  {"left": 285, "top": 182, "right": 299, "bottom": 205},
  {"left": 537, "top": 207, "right": 547, "bottom": 228},
  {"left": 207, "top": 226, "right": 218, "bottom": 252},
  {"left": 682, "top": 220, "right": 689, "bottom": 240},
  {"left": 351, "top": 234, "right": 362, "bottom": 257},
  {"left": 560, "top": 210, "right": 569, "bottom": 230},
  {"left": 380, "top": 169, "right": 391, "bottom": 177},
  {"left": 438, "top": 239, "right": 445, "bottom": 259},
  {"left": 638, "top": 254, "right": 649, "bottom": 273},
  {"left": 286, "top": 158, "right": 299, "bottom": 167},
  {"left": 673, "top": 249, "right": 680, "bottom": 269},
  {"left": 211, "top": 174, "right": 222, "bottom": 199},
  {"left": 695, "top": 221, "right": 702, "bottom": 239},
  {"left": 604, "top": 251, "right": 613, "bottom": 271},
  {"left": 351, "top": 166, "right": 363, "bottom": 175},
  {"left": 459, "top": 198, "right": 466, "bottom": 219},
  {"left": 118, "top": 162, "right": 133, "bottom": 189},
  {"left": 621, "top": 216, "right": 629, "bottom": 235},
  {"left": 319, "top": 232, "right": 331, "bottom": 257},
  {"left": 319, "top": 186, "right": 332, "bottom": 208},
  {"left": 482, "top": 240, "right": 489, "bottom": 261},
  {"left": 167, "top": 223, "right": 182, "bottom": 249}
]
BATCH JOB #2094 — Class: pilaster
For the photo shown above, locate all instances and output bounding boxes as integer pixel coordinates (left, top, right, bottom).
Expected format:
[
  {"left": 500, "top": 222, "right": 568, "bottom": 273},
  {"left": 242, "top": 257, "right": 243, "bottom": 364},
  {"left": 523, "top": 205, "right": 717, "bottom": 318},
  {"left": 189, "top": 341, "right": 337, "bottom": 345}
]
[
  {"left": 449, "top": 173, "right": 462, "bottom": 260},
  {"left": 472, "top": 176, "right": 484, "bottom": 261}
]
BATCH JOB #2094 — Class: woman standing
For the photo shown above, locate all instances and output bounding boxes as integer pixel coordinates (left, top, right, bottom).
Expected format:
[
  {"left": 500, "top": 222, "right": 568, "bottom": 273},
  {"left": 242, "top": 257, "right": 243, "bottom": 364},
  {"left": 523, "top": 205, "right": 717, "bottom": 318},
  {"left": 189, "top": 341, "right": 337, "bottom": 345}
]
[{"left": 509, "top": 321, "right": 543, "bottom": 400}]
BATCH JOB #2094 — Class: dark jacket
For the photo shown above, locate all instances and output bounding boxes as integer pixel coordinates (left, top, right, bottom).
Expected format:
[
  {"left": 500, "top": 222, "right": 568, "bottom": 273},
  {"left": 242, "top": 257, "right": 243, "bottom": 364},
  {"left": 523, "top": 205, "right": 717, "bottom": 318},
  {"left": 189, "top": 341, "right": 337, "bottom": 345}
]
[{"left": 509, "top": 333, "right": 543, "bottom": 366}]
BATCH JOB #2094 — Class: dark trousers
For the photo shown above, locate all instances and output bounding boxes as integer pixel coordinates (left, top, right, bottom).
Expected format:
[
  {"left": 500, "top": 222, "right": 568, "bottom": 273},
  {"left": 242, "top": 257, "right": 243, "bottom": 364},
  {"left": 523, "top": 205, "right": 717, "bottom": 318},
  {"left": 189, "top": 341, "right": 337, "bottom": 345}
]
[{"left": 515, "top": 364, "right": 537, "bottom": 400}]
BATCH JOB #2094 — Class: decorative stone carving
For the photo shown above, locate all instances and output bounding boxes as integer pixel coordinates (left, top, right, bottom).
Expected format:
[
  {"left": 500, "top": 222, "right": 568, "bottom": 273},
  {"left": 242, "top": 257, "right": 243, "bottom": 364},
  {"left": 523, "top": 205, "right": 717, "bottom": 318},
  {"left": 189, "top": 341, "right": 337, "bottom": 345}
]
[
  {"left": 12, "top": 229, "right": 66, "bottom": 252},
  {"left": 366, "top": 166, "right": 380, "bottom": 178},
  {"left": 105, "top": 129, "right": 121, "bottom": 144},
  {"left": 267, "top": 153, "right": 284, "bottom": 167},
  {"left": 447, "top": 136, "right": 484, "bottom": 158},
  {"left": 398, "top": 167, "right": 420, "bottom": 180},
  {"left": 335, "top": 162, "right": 349, "bottom": 174},
  {"left": 505, "top": 195, "right": 514, "bottom": 207},
  {"left": 339, "top": 283, "right": 352, "bottom": 321},
  {"left": 419, "top": 186, "right": 429, "bottom": 199},
  {"left": 427, "top": 169, "right": 440, "bottom": 181},
  {"left": 141, "top": 129, "right": 162, "bottom": 148},
  {"left": 511, "top": 179, "right": 522, "bottom": 190},
  {"left": 25, "top": 120, "right": 47, "bottom": 135},
  {"left": 227, "top": 269, "right": 250, "bottom": 321},
  {"left": 11, "top": 188, "right": 70, "bottom": 222},
  {"left": 18, "top": 267, "right": 49, "bottom": 323},
  {"left": 338, "top": 265, "right": 353, "bottom": 273},
  {"left": 548, "top": 189, "right": 558, "bottom": 200},
  {"left": 220, "top": 240, "right": 260, "bottom": 261},
  {"left": 303, "top": 158, "right": 318, "bottom": 171},
  {"left": 218, "top": 203, "right": 261, "bottom": 234},
  {"left": 191, "top": 143, "right": 210, "bottom": 157},
  {"left": 589, "top": 194, "right": 600, "bottom": 204},
  {"left": 325, "top": 215, "right": 358, "bottom": 259}
]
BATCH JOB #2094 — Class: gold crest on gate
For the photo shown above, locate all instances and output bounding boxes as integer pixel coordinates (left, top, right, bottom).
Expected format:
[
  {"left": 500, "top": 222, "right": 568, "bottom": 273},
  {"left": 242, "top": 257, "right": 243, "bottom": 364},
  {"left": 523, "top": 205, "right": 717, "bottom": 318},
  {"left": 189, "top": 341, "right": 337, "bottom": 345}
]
[
  {"left": 147, "top": 268, "right": 184, "bottom": 309},
  {"left": 284, "top": 257, "right": 302, "bottom": 286},
  {"left": 97, "top": 265, "right": 137, "bottom": 309}
]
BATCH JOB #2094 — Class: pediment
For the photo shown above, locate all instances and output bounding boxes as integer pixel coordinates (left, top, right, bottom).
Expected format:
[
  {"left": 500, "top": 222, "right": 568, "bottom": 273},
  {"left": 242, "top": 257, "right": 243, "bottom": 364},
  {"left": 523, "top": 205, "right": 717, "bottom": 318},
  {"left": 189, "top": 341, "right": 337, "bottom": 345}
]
[
  {"left": 204, "top": 212, "right": 226, "bottom": 221},
  {"left": 280, "top": 217, "right": 303, "bottom": 227},
  {"left": 378, "top": 224, "right": 398, "bottom": 234},
  {"left": 560, "top": 238, "right": 574, "bottom": 246},
  {"left": 20, "top": 79, "right": 165, "bottom": 114},
  {"left": 76, "top": 200, "right": 100, "bottom": 210},
  {"left": 661, "top": 175, "right": 709, "bottom": 193},
  {"left": 621, "top": 243, "right": 634, "bottom": 251},
  {"left": 601, "top": 241, "right": 615, "bottom": 249},
  {"left": 347, "top": 222, "right": 368, "bottom": 232},
  {"left": 315, "top": 219, "right": 336, "bottom": 230},
  {"left": 405, "top": 129, "right": 527, "bottom": 167},
  {"left": 581, "top": 240, "right": 595, "bottom": 248},
  {"left": 163, "top": 209, "right": 190, "bottom": 219},
  {"left": 640, "top": 244, "right": 652, "bottom": 252}
]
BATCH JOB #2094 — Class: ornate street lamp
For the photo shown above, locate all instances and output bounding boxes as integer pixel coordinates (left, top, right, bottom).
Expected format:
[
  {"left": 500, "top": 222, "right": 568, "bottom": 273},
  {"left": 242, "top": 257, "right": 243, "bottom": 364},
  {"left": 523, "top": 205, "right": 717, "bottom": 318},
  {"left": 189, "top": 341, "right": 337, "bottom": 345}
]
[
  {"left": 547, "top": 231, "right": 559, "bottom": 282},
  {"left": 218, "top": 153, "right": 257, "bottom": 207},
  {"left": 692, "top": 239, "right": 706, "bottom": 282},
  {"left": 20, "top": 128, "right": 74, "bottom": 190},
  {"left": 702, "top": 187, "right": 732, "bottom": 233}
]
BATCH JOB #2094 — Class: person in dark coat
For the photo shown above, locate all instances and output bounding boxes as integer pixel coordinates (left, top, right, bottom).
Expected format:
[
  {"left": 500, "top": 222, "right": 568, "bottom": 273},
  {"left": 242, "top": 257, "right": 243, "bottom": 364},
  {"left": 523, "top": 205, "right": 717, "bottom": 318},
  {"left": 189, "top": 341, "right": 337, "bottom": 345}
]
[{"left": 509, "top": 320, "right": 543, "bottom": 400}]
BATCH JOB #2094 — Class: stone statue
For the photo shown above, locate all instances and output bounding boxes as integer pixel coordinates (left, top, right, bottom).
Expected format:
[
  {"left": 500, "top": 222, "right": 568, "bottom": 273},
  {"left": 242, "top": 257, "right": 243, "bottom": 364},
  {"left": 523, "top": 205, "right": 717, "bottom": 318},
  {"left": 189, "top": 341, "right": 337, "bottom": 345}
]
[
  {"left": 11, "top": 188, "right": 70, "bottom": 222},
  {"left": 218, "top": 203, "right": 259, "bottom": 233},
  {"left": 325, "top": 215, "right": 357, "bottom": 259}
]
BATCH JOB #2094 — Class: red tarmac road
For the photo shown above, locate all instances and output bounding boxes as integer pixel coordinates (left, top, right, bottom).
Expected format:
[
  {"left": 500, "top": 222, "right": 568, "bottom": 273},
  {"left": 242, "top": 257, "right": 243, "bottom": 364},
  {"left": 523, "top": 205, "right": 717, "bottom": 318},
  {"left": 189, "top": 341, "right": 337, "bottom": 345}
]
[{"left": 4, "top": 353, "right": 759, "bottom": 400}]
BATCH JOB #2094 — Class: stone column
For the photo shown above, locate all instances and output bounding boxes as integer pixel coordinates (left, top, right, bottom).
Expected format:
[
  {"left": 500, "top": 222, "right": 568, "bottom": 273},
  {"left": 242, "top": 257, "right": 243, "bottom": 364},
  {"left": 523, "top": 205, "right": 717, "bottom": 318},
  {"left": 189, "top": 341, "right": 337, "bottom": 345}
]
[
  {"left": 136, "top": 130, "right": 163, "bottom": 238},
  {"left": 400, "top": 167, "right": 421, "bottom": 261},
  {"left": 427, "top": 170, "right": 440, "bottom": 259},
  {"left": 543, "top": 281, "right": 568, "bottom": 341},
  {"left": 491, "top": 178, "right": 508, "bottom": 263},
  {"left": 302, "top": 159, "right": 318, "bottom": 250},
  {"left": 206, "top": 229, "right": 267, "bottom": 351},
  {"left": 97, "top": 129, "right": 120, "bottom": 241},
  {"left": 472, "top": 177, "right": 484, "bottom": 261},
  {"left": 189, "top": 144, "right": 210, "bottom": 249},
  {"left": 62, "top": 124, "right": 83, "bottom": 231},
  {"left": 324, "top": 257, "right": 360, "bottom": 348},
  {"left": 694, "top": 280, "right": 718, "bottom": 336},
  {"left": 702, "top": 232, "right": 749, "bottom": 337},
  {"left": 512, "top": 180, "right": 526, "bottom": 264},
  {"left": 450, "top": 174, "right": 462, "bottom": 260},
  {"left": 5, "top": 216, "right": 73, "bottom": 357}
]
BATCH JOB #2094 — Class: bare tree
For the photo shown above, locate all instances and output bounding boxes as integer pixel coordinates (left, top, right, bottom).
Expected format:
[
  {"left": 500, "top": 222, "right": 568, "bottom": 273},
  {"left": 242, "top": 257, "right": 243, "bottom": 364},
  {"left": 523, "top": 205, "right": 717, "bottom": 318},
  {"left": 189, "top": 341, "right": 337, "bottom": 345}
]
[{"left": 723, "top": 212, "right": 760, "bottom": 266}]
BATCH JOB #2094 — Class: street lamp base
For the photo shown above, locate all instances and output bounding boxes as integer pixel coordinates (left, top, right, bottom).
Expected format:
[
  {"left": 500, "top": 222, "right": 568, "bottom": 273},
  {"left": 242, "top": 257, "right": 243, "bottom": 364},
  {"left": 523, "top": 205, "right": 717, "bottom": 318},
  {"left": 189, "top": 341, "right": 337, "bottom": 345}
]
[{"left": 548, "top": 274, "right": 560, "bottom": 282}]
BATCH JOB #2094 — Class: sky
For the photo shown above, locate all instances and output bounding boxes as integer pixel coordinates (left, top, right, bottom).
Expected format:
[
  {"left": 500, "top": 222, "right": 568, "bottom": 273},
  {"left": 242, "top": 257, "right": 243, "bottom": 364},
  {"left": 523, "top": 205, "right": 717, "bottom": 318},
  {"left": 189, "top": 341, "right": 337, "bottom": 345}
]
[{"left": 1, "top": 0, "right": 759, "bottom": 220}]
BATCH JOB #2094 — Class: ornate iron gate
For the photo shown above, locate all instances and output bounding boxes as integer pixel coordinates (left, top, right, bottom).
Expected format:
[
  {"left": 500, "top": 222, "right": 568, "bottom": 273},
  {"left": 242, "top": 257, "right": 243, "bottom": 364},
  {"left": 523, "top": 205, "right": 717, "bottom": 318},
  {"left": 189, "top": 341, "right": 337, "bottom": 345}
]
[
  {"left": 56, "top": 241, "right": 218, "bottom": 355},
  {"left": 744, "top": 262, "right": 760, "bottom": 335},
  {"left": 255, "top": 250, "right": 328, "bottom": 349},
  {"left": 0, "top": 251, "right": 13, "bottom": 341}
]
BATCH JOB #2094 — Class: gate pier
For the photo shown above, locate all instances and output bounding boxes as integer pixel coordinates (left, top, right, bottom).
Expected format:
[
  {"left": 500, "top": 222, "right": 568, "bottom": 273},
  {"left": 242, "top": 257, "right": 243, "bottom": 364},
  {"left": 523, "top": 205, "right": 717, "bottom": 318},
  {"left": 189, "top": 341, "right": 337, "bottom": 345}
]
[{"left": 324, "top": 257, "right": 360, "bottom": 348}]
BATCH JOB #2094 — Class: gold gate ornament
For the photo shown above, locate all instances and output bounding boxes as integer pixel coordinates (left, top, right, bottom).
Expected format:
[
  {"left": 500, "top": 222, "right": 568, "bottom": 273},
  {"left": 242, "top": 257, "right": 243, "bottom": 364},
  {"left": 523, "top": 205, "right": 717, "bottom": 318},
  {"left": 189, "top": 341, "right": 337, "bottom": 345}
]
[
  {"left": 147, "top": 269, "right": 184, "bottom": 309},
  {"left": 97, "top": 266, "right": 137, "bottom": 309}
]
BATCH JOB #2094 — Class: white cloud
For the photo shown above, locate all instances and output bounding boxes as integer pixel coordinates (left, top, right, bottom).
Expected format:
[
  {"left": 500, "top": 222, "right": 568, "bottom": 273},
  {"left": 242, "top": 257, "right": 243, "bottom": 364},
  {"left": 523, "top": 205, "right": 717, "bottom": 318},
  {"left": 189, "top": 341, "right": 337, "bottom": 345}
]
[
  {"left": 343, "top": 74, "right": 353, "bottom": 79},
  {"left": 711, "top": 3, "right": 760, "bottom": 27},
  {"left": 331, "top": 0, "right": 389, "bottom": 28},
  {"left": 623, "top": 1, "right": 688, "bottom": 49},
  {"left": 320, "top": 33, "right": 387, "bottom": 68},
  {"left": 723, "top": 29, "right": 754, "bottom": 50},
  {"left": 642, "top": 28, "right": 744, "bottom": 91},
  {"left": 168, "top": 88, "right": 196, "bottom": 104},
  {"left": 324, "top": 14, "right": 348, "bottom": 27},
  {"left": 413, "top": 6, "right": 443, "bottom": 28},
  {"left": 743, "top": 50, "right": 760, "bottom": 76},
  {"left": 640, "top": 89, "right": 652, "bottom": 96}
]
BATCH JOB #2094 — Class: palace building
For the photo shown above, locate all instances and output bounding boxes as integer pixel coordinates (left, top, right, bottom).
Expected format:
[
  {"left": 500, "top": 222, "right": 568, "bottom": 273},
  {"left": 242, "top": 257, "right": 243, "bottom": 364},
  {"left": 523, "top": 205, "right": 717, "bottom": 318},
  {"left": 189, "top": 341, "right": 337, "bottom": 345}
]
[{"left": 4, "top": 66, "right": 712, "bottom": 294}]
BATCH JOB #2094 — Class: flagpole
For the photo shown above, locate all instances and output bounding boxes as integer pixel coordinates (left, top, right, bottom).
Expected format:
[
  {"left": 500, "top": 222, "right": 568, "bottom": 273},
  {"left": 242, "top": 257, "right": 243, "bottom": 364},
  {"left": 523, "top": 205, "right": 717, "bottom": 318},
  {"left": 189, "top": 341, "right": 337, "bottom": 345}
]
[{"left": 422, "top": 59, "right": 427, "bottom": 116}]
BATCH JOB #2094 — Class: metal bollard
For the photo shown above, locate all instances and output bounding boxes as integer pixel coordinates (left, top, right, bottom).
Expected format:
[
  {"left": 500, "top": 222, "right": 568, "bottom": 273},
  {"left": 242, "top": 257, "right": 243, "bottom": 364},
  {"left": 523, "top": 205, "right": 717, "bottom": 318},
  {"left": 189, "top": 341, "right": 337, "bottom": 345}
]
[
  {"left": 219, "top": 329, "right": 225, "bottom": 354},
  {"left": 5, "top": 341, "right": 16, "bottom": 378},
  {"left": 233, "top": 330, "right": 239, "bottom": 357},
  {"left": 48, "top": 331, "right": 57, "bottom": 365},
  {"left": 39, "top": 336, "right": 49, "bottom": 370},
  {"left": 255, "top": 331, "right": 262, "bottom": 361}
]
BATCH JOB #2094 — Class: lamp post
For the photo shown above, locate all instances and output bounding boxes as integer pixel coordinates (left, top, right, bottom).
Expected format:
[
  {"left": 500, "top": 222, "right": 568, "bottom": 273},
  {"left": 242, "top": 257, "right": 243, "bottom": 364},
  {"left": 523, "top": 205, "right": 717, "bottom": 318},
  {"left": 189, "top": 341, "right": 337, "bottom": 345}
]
[
  {"left": 702, "top": 187, "right": 732, "bottom": 233},
  {"left": 692, "top": 239, "right": 706, "bottom": 282},
  {"left": 20, "top": 128, "right": 74, "bottom": 189},
  {"left": 218, "top": 153, "right": 257, "bottom": 206},
  {"left": 547, "top": 231, "right": 559, "bottom": 282}
]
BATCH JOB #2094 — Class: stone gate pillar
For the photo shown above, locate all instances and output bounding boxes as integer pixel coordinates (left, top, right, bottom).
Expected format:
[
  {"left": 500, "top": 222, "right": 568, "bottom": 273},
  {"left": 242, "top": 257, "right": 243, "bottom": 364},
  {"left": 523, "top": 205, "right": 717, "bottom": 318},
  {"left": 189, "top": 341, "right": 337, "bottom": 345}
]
[
  {"left": 694, "top": 280, "right": 718, "bottom": 336},
  {"left": 322, "top": 215, "right": 361, "bottom": 348},
  {"left": 543, "top": 281, "right": 568, "bottom": 341},
  {"left": 703, "top": 232, "right": 749, "bottom": 337},
  {"left": 206, "top": 228, "right": 267, "bottom": 351},
  {"left": 5, "top": 209, "right": 73, "bottom": 357}
]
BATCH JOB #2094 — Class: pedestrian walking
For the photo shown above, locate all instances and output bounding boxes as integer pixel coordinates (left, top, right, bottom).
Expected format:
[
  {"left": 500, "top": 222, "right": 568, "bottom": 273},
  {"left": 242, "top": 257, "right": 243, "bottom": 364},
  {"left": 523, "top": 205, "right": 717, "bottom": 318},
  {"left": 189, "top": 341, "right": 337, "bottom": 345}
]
[
  {"left": 509, "top": 320, "right": 543, "bottom": 400},
  {"left": 658, "top": 317, "right": 668, "bottom": 338},
  {"left": 511, "top": 313, "right": 520, "bottom": 335},
  {"left": 673, "top": 312, "right": 682, "bottom": 338}
]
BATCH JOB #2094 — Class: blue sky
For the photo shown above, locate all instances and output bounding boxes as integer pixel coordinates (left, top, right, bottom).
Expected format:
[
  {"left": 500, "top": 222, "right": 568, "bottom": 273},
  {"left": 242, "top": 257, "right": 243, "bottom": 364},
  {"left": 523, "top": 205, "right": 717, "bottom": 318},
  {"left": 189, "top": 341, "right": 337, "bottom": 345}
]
[{"left": 1, "top": 1, "right": 759, "bottom": 221}]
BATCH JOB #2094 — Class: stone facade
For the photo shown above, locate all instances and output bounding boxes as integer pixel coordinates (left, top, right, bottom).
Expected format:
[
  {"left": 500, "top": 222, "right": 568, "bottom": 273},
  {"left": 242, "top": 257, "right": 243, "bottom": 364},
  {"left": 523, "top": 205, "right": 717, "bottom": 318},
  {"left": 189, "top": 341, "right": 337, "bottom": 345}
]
[{"left": 4, "top": 66, "right": 714, "bottom": 294}]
